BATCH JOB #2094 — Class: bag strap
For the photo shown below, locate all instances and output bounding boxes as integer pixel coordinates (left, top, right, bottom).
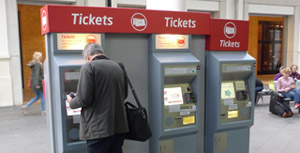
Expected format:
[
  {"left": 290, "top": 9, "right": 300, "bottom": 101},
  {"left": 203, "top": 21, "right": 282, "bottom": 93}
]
[
  {"left": 125, "top": 102, "right": 137, "bottom": 108},
  {"left": 118, "top": 62, "right": 143, "bottom": 109}
]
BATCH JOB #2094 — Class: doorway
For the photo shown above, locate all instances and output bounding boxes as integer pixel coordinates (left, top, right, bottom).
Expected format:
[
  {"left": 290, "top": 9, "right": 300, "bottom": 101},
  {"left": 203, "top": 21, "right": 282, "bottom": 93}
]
[
  {"left": 248, "top": 16, "right": 284, "bottom": 75},
  {"left": 18, "top": 4, "right": 46, "bottom": 103}
]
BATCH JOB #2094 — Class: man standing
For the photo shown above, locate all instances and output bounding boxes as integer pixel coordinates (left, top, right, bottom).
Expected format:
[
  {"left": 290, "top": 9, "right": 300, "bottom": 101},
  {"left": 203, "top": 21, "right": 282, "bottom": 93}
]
[{"left": 67, "top": 43, "right": 129, "bottom": 153}]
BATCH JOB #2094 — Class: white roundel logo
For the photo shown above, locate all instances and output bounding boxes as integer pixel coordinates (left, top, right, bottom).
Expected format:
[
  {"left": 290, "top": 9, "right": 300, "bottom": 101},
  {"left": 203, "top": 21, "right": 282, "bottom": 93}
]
[
  {"left": 42, "top": 10, "right": 47, "bottom": 31},
  {"left": 224, "top": 22, "right": 236, "bottom": 39},
  {"left": 131, "top": 13, "right": 147, "bottom": 31}
]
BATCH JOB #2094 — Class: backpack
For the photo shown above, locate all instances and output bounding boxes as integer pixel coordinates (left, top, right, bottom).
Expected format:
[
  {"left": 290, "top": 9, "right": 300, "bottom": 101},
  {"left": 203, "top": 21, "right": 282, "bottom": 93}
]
[{"left": 269, "top": 92, "right": 293, "bottom": 118}]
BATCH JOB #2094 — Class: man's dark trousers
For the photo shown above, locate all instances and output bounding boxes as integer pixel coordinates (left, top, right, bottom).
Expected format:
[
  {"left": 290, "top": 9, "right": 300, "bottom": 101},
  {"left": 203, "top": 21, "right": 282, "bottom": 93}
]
[{"left": 86, "top": 134, "right": 125, "bottom": 153}]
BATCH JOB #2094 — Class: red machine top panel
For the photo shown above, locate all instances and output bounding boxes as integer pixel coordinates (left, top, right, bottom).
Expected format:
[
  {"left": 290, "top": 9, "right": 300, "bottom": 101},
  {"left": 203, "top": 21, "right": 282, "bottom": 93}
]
[
  {"left": 40, "top": 5, "right": 211, "bottom": 35},
  {"left": 206, "top": 19, "right": 249, "bottom": 51}
]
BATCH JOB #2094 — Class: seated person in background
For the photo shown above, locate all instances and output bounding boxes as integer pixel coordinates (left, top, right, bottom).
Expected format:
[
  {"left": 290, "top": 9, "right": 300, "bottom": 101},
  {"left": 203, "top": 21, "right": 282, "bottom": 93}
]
[
  {"left": 255, "top": 78, "right": 263, "bottom": 104},
  {"left": 290, "top": 64, "right": 300, "bottom": 80},
  {"left": 274, "top": 66, "right": 285, "bottom": 81},
  {"left": 277, "top": 68, "right": 300, "bottom": 115}
]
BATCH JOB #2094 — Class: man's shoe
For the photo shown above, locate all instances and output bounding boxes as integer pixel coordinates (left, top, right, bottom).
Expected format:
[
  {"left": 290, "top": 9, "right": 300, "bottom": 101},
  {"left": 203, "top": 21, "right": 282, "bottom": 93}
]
[
  {"left": 295, "top": 103, "right": 300, "bottom": 109},
  {"left": 287, "top": 111, "right": 293, "bottom": 117},
  {"left": 282, "top": 112, "right": 288, "bottom": 118}
]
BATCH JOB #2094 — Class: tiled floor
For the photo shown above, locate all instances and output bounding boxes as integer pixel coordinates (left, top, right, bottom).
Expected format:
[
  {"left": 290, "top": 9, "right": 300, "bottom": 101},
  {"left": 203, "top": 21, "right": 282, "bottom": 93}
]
[
  {"left": 0, "top": 103, "right": 48, "bottom": 153},
  {"left": 250, "top": 96, "right": 300, "bottom": 153},
  {"left": 1, "top": 97, "right": 299, "bottom": 153}
]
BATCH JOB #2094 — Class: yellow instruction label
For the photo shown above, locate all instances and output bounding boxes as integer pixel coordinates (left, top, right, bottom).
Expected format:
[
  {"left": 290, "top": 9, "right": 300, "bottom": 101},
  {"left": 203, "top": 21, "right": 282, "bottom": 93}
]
[
  {"left": 183, "top": 116, "right": 195, "bottom": 125},
  {"left": 235, "top": 81, "right": 245, "bottom": 91},
  {"left": 228, "top": 111, "right": 238, "bottom": 118}
]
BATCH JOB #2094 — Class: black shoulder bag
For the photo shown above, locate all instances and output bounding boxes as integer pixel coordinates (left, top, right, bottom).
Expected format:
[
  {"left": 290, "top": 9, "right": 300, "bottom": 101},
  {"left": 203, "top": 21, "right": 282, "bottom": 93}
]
[{"left": 118, "top": 63, "right": 152, "bottom": 142}]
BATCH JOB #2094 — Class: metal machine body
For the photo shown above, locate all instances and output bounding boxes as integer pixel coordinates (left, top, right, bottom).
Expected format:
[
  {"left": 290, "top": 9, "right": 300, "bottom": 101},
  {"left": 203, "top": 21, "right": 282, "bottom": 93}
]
[
  {"left": 44, "top": 33, "right": 104, "bottom": 153},
  {"left": 149, "top": 34, "right": 202, "bottom": 153},
  {"left": 205, "top": 51, "right": 256, "bottom": 153}
]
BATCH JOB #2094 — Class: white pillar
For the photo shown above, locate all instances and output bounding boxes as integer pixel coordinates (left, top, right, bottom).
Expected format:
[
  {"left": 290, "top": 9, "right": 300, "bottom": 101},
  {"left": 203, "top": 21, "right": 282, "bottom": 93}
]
[
  {"left": 284, "top": 11, "right": 300, "bottom": 70},
  {"left": 0, "top": 0, "right": 14, "bottom": 107},
  {"left": 146, "top": 0, "right": 186, "bottom": 11},
  {"left": 235, "top": 0, "right": 244, "bottom": 20},
  {"left": 221, "top": 0, "right": 245, "bottom": 20},
  {"left": 286, "top": 7, "right": 300, "bottom": 68},
  {"left": 6, "top": 0, "right": 23, "bottom": 106},
  {"left": 217, "top": 1, "right": 226, "bottom": 19},
  {"left": 293, "top": 7, "right": 300, "bottom": 68},
  {"left": 225, "top": 0, "right": 235, "bottom": 19},
  {"left": 85, "top": 0, "right": 106, "bottom": 6},
  {"left": 286, "top": 15, "right": 294, "bottom": 67},
  {"left": 244, "top": 3, "right": 249, "bottom": 20},
  {"left": 76, "top": 0, "right": 85, "bottom": 6}
]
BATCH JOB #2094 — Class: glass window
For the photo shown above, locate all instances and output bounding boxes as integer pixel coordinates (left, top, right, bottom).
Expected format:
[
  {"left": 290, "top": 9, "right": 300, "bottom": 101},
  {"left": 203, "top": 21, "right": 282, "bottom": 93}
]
[
  {"left": 258, "top": 20, "right": 283, "bottom": 74},
  {"left": 274, "top": 29, "right": 282, "bottom": 41}
]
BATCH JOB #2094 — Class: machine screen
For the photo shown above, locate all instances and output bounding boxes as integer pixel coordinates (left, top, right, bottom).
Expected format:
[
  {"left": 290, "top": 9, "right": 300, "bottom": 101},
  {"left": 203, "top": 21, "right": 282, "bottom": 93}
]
[
  {"left": 221, "top": 82, "right": 236, "bottom": 99},
  {"left": 164, "top": 87, "right": 184, "bottom": 106},
  {"left": 63, "top": 69, "right": 81, "bottom": 143}
]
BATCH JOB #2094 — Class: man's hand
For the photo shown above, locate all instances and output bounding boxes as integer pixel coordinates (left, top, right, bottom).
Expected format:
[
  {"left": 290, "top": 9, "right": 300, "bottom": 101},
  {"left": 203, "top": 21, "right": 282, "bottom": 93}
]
[
  {"left": 36, "top": 86, "right": 41, "bottom": 89},
  {"left": 284, "top": 88, "right": 289, "bottom": 92},
  {"left": 66, "top": 95, "right": 72, "bottom": 103}
]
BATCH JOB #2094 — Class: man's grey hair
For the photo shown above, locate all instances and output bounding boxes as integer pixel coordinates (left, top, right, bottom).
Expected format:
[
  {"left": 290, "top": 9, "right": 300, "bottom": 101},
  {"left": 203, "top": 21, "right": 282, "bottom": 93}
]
[
  {"left": 83, "top": 43, "right": 104, "bottom": 58},
  {"left": 279, "top": 66, "right": 285, "bottom": 71}
]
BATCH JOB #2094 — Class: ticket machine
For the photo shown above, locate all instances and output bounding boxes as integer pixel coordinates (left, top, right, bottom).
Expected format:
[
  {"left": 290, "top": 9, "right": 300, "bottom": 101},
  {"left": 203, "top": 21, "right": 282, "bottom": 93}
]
[
  {"left": 149, "top": 34, "right": 202, "bottom": 153},
  {"left": 41, "top": 5, "right": 210, "bottom": 153},
  {"left": 205, "top": 19, "right": 255, "bottom": 153},
  {"left": 44, "top": 33, "right": 104, "bottom": 153}
]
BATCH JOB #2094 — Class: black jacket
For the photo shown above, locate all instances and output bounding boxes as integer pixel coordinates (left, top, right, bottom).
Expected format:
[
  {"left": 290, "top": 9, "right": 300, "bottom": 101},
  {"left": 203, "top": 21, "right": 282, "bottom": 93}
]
[
  {"left": 256, "top": 78, "right": 263, "bottom": 88},
  {"left": 70, "top": 56, "right": 129, "bottom": 140},
  {"left": 27, "top": 61, "right": 43, "bottom": 92}
]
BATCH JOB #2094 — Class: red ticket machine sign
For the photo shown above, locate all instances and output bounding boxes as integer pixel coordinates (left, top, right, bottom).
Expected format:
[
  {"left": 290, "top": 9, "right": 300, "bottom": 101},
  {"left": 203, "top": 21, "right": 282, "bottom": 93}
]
[
  {"left": 40, "top": 5, "right": 211, "bottom": 35},
  {"left": 206, "top": 19, "right": 249, "bottom": 51}
]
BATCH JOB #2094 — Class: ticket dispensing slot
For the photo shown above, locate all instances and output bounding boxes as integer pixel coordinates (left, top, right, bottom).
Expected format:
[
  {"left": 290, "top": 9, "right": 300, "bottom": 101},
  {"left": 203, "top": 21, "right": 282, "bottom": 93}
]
[
  {"left": 163, "top": 65, "right": 197, "bottom": 130},
  {"left": 236, "top": 90, "right": 248, "bottom": 101}
]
